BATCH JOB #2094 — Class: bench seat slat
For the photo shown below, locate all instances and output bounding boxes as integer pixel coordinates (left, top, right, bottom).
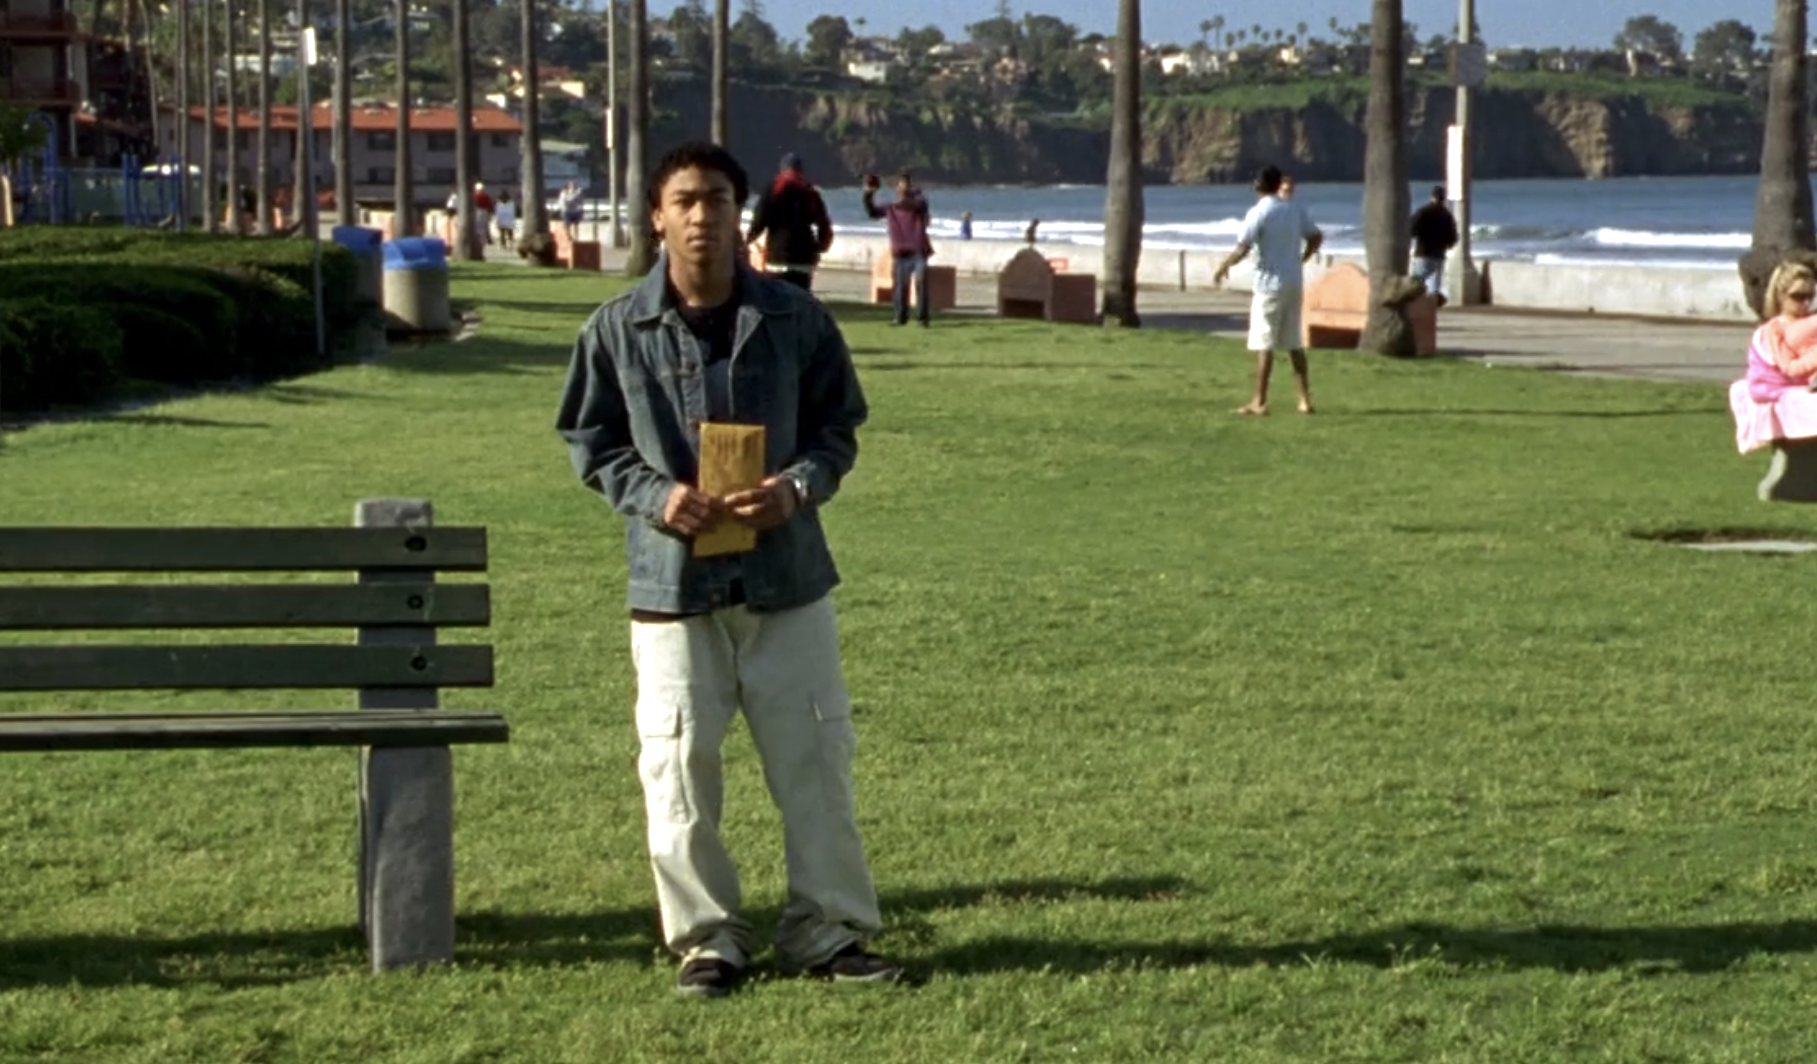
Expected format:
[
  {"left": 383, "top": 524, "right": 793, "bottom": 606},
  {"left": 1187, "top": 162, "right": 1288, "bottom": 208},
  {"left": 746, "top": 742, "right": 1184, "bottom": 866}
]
[
  {"left": 0, "top": 644, "right": 494, "bottom": 691},
  {"left": 0, "top": 528, "right": 488, "bottom": 573},
  {"left": 0, "top": 709, "right": 509, "bottom": 751},
  {"left": 0, "top": 583, "right": 491, "bottom": 630}
]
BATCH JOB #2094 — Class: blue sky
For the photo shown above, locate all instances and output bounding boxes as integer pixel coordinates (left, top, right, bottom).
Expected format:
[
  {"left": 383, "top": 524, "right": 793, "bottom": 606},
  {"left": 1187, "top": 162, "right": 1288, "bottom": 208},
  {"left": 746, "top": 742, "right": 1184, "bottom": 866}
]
[{"left": 748, "top": 0, "right": 1777, "bottom": 51}]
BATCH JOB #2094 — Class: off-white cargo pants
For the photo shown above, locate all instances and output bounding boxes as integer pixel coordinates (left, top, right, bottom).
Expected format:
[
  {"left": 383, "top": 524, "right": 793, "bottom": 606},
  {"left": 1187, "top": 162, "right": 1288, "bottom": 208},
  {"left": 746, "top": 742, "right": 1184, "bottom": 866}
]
[{"left": 630, "top": 594, "right": 882, "bottom": 969}]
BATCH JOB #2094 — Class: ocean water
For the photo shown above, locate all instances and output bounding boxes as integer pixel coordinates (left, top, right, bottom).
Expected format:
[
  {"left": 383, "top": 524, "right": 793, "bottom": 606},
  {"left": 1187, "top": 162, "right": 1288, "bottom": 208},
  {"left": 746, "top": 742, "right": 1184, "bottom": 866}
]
[{"left": 800, "top": 174, "right": 1771, "bottom": 271}]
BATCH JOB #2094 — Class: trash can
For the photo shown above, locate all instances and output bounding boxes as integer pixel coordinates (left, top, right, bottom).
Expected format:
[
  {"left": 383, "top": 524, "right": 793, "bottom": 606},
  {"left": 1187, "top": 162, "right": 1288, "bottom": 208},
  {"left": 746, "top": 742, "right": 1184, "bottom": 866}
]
[
  {"left": 381, "top": 237, "right": 452, "bottom": 333},
  {"left": 332, "top": 225, "right": 384, "bottom": 310}
]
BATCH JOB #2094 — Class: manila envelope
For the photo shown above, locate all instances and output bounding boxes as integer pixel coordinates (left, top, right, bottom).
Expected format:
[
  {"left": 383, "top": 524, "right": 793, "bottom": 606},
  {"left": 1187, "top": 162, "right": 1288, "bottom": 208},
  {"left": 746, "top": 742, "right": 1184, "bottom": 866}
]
[{"left": 693, "top": 422, "right": 766, "bottom": 557}]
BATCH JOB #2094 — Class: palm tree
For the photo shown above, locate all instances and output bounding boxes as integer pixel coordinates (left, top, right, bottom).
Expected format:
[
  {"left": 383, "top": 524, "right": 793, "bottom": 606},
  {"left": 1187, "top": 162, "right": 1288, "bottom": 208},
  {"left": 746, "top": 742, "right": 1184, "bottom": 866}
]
[
  {"left": 225, "top": 0, "right": 241, "bottom": 232},
  {"left": 201, "top": 0, "right": 216, "bottom": 230},
  {"left": 1359, "top": 0, "right": 1414, "bottom": 355},
  {"left": 452, "top": 0, "right": 475, "bottom": 259},
  {"left": 1100, "top": 0, "right": 1142, "bottom": 327},
  {"left": 1742, "top": 0, "right": 1815, "bottom": 318},
  {"left": 292, "top": 0, "right": 311, "bottom": 233},
  {"left": 334, "top": 0, "right": 351, "bottom": 221},
  {"left": 710, "top": 0, "right": 727, "bottom": 143},
  {"left": 392, "top": 0, "right": 412, "bottom": 236},
  {"left": 256, "top": 0, "right": 271, "bottom": 233},
  {"left": 1211, "top": 14, "right": 1224, "bottom": 52},
  {"left": 176, "top": 0, "right": 190, "bottom": 228},
  {"left": 519, "top": 0, "right": 547, "bottom": 238},
  {"left": 625, "top": 0, "right": 654, "bottom": 275}
]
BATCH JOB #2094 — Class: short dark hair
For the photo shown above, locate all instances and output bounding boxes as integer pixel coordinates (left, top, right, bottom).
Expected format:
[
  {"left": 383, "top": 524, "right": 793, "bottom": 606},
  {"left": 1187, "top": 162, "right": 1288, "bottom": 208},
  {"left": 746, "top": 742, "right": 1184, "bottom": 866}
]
[
  {"left": 897, "top": 170, "right": 913, "bottom": 185},
  {"left": 648, "top": 140, "right": 750, "bottom": 210},
  {"left": 1253, "top": 165, "right": 1283, "bottom": 195},
  {"left": 1431, "top": 184, "right": 1447, "bottom": 201}
]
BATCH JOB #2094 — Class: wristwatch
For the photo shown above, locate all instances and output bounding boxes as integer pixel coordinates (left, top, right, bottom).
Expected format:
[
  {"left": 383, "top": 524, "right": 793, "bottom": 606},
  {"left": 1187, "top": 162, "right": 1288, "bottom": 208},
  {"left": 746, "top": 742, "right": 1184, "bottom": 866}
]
[{"left": 784, "top": 470, "right": 811, "bottom": 507}]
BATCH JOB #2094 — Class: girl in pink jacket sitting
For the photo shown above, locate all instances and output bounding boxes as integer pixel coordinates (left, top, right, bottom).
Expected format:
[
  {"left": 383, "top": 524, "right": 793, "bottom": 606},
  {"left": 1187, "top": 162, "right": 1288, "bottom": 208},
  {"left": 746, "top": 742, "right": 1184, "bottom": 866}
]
[{"left": 1731, "top": 261, "right": 1817, "bottom": 452}]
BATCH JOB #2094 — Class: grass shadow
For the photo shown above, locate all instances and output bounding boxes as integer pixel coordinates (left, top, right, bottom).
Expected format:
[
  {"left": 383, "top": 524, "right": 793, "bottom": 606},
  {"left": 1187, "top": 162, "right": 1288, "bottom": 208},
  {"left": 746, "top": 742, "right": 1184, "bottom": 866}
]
[
  {"left": 926, "top": 920, "right": 1817, "bottom": 977},
  {"left": 100, "top": 413, "right": 274, "bottom": 430}
]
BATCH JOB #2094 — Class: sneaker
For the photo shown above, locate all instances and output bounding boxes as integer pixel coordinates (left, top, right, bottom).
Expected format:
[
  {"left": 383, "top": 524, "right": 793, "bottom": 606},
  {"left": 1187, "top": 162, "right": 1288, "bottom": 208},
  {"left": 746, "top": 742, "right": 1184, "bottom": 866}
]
[
  {"left": 674, "top": 956, "right": 744, "bottom": 999},
  {"left": 801, "top": 943, "right": 904, "bottom": 984}
]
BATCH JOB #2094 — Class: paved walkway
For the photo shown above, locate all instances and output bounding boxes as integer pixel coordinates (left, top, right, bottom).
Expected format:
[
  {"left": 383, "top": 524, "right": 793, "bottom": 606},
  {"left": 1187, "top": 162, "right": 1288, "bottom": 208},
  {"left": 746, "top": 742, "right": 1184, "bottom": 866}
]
[{"left": 562, "top": 246, "right": 1755, "bottom": 387}]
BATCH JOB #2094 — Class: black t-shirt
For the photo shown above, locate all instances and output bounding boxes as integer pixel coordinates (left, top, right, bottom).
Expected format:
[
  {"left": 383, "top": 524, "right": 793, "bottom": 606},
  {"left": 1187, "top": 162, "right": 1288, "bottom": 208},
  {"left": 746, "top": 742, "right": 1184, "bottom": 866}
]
[
  {"left": 671, "top": 285, "right": 742, "bottom": 425},
  {"left": 1411, "top": 203, "right": 1459, "bottom": 260}
]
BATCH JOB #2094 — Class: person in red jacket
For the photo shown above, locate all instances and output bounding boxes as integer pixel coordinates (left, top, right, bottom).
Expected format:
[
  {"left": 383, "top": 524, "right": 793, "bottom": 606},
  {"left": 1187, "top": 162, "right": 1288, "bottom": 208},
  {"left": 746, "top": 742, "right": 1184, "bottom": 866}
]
[{"left": 744, "top": 153, "right": 835, "bottom": 290}]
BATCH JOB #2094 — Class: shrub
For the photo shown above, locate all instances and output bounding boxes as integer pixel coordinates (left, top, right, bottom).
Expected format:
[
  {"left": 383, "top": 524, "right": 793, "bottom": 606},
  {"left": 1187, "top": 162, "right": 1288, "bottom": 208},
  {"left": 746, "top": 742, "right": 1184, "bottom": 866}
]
[
  {"left": 0, "top": 298, "right": 124, "bottom": 410},
  {"left": 111, "top": 304, "right": 213, "bottom": 384}
]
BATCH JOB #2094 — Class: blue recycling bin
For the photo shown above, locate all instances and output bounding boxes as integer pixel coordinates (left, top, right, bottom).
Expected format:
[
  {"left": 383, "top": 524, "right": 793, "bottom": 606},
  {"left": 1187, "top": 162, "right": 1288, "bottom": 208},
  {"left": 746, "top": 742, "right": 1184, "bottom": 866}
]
[
  {"left": 381, "top": 237, "right": 451, "bottom": 333},
  {"left": 332, "top": 225, "right": 384, "bottom": 309}
]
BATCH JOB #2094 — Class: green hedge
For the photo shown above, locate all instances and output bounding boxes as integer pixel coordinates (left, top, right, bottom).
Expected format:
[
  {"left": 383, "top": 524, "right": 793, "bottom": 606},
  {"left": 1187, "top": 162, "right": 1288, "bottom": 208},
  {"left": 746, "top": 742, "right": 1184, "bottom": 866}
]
[{"left": 0, "top": 228, "right": 366, "bottom": 412}]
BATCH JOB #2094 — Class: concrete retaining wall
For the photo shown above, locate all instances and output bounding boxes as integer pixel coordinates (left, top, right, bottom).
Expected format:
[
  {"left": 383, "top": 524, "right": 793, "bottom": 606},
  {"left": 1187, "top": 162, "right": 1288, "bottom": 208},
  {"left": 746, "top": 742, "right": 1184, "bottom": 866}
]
[{"left": 817, "top": 234, "right": 1754, "bottom": 323}]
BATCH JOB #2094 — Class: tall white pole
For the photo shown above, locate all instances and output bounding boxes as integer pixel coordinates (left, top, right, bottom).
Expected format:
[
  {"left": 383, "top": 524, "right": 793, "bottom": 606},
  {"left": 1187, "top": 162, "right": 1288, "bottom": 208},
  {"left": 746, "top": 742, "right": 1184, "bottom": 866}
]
[{"left": 303, "top": 27, "right": 325, "bottom": 359}]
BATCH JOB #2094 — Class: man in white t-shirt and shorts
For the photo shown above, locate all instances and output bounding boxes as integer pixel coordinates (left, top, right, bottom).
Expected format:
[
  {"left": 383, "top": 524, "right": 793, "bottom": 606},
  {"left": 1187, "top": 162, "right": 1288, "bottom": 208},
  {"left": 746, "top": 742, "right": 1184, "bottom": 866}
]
[{"left": 1213, "top": 165, "right": 1324, "bottom": 415}]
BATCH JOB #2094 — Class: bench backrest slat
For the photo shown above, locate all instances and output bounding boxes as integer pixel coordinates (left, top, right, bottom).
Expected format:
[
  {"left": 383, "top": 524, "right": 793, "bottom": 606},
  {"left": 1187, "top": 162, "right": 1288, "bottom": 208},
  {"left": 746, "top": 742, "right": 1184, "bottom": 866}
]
[
  {"left": 0, "top": 528, "right": 488, "bottom": 573},
  {"left": 0, "top": 583, "right": 491, "bottom": 630},
  {"left": 0, "top": 644, "right": 495, "bottom": 692}
]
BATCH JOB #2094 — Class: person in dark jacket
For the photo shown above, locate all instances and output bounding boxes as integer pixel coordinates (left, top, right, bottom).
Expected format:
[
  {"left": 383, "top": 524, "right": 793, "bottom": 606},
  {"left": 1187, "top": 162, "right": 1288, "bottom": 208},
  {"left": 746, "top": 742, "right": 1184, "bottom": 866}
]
[
  {"left": 744, "top": 153, "right": 835, "bottom": 290},
  {"left": 1409, "top": 185, "right": 1460, "bottom": 306}
]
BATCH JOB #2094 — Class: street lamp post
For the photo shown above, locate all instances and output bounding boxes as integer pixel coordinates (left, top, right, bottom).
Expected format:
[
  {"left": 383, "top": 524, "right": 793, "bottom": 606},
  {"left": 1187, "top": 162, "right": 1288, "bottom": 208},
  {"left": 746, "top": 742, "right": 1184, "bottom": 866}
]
[{"left": 1446, "top": 0, "right": 1480, "bottom": 305}]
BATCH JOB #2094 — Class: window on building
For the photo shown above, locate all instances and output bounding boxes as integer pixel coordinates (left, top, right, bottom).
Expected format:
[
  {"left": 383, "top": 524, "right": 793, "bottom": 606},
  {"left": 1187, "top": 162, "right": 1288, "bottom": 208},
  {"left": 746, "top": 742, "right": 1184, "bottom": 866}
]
[
  {"left": 426, "top": 167, "right": 455, "bottom": 183},
  {"left": 0, "top": 45, "right": 13, "bottom": 80},
  {"left": 367, "top": 131, "right": 395, "bottom": 151},
  {"left": 490, "top": 133, "right": 510, "bottom": 148},
  {"left": 425, "top": 132, "right": 455, "bottom": 152},
  {"left": 367, "top": 166, "right": 395, "bottom": 184}
]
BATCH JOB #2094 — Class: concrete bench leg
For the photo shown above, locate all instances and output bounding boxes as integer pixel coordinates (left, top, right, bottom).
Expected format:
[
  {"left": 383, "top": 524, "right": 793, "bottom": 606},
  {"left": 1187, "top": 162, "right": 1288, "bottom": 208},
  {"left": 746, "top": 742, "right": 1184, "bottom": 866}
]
[
  {"left": 1759, "top": 439, "right": 1817, "bottom": 503},
  {"left": 360, "top": 747, "right": 457, "bottom": 970}
]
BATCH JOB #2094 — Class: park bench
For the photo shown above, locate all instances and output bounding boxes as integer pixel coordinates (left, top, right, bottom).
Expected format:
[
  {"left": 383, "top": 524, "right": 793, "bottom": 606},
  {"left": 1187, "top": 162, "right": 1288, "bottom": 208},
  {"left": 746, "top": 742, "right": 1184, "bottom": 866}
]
[
  {"left": 996, "top": 247, "right": 1098, "bottom": 324},
  {"left": 1302, "top": 262, "right": 1440, "bottom": 355},
  {"left": 553, "top": 227, "right": 602, "bottom": 271},
  {"left": 0, "top": 498, "right": 509, "bottom": 972},
  {"left": 868, "top": 254, "right": 959, "bottom": 312},
  {"left": 1755, "top": 439, "right": 1817, "bottom": 503}
]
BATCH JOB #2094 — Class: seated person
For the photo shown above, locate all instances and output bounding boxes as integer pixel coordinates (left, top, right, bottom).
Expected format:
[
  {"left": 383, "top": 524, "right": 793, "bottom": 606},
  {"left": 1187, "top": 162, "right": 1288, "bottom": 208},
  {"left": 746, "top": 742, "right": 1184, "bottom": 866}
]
[{"left": 1730, "top": 262, "right": 1817, "bottom": 453}]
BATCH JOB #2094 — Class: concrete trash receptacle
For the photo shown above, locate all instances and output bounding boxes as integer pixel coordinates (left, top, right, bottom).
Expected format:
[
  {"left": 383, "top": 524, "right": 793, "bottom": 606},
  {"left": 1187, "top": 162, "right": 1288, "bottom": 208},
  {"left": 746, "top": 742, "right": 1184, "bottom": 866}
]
[
  {"left": 382, "top": 237, "right": 452, "bottom": 333},
  {"left": 333, "top": 225, "right": 384, "bottom": 309}
]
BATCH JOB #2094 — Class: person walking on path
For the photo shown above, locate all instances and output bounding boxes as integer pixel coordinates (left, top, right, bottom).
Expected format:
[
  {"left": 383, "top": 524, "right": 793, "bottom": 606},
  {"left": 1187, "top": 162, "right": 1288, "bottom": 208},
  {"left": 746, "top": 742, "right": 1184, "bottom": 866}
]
[
  {"left": 494, "top": 191, "right": 517, "bottom": 250},
  {"left": 1213, "top": 164, "right": 1324, "bottom": 415},
  {"left": 1409, "top": 185, "right": 1460, "bottom": 307},
  {"left": 744, "top": 152, "right": 835, "bottom": 291},
  {"left": 863, "top": 171, "right": 935, "bottom": 327},
  {"left": 555, "top": 140, "right": 901, "bottom": 1001}
]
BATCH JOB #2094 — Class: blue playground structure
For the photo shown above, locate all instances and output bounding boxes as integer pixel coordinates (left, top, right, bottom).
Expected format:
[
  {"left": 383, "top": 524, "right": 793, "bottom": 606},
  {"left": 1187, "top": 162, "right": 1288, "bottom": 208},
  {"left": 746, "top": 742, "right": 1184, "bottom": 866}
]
[{"left": 8, "top": 110, "right": 195, "bottom": 228}]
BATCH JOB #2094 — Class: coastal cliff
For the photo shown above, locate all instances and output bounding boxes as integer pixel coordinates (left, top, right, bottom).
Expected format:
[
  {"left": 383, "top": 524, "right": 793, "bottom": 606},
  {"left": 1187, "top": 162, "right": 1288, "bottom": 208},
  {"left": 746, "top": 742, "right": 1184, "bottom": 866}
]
[{"left": 652, "top": 79, "right": 1763, "bottom": 185}]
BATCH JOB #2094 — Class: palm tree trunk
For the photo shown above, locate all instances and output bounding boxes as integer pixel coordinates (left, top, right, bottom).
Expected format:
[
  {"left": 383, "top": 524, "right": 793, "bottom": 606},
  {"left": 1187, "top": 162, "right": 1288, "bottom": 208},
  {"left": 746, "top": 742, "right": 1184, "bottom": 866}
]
[
  {"left": 519, "top": 0, "right": 546, "bottom": 235},
  {"left": 1099, "top": 0, "right": 1142, "bottom": 327},
  {"left": 709, "top": 0, "right": 727, "bottom": 143},
  {"left": 1358, "top": 0, "right": 1413, "bottom": 355},
  {"left": 255, "top": 0, "right": 271, "bottom": 234},
  {"left": 332, "top": 0, "right": 350, "bottom": 222},
  {"left": 452, "top": 0, "right": 474, "bottom": 259},
  {"left": 1741, "top": 0, "right": 1815, "bottom": 319},
  {"left": 293, "top": 0, "right": 311, "bottom": 234},
  {"left": 392, "top": 0, "right": 412, "bottom": 235},
  {"left": 225, "top": 0, "right": 241, "bottom": 232},
  {"left": 202, "top": 0, "right": 217, "bottom": 230},
  {"left": 176, "top": 0, "right": 190, "bottom": 228},
  {"left": 624, "top": 0, "right": 653, "bottom": 275}
]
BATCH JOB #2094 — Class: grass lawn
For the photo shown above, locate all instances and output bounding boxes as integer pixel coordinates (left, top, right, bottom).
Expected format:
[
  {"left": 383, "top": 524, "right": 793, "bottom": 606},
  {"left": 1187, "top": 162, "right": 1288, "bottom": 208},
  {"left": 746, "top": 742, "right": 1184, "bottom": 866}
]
[{"left": 3, "top": 262, "right": 1816, "bottom": 1062}]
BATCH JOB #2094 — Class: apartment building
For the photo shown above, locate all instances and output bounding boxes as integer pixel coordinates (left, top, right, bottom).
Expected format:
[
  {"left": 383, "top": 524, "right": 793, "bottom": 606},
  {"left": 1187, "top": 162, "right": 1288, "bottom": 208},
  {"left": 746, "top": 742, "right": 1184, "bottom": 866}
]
[
  {"left": 164, "top": 100, "right": 524, "bottom": 209},
  {"left": 0, "top": 0, "right": 82, "bottom": 150}
]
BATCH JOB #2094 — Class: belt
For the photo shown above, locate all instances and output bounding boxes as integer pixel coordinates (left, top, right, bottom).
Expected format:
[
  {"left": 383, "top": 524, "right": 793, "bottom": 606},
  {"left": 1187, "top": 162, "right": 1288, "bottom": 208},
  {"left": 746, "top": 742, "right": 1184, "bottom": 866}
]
[{"left": 630, "top": 580, "right": 746, "bottom": 623}]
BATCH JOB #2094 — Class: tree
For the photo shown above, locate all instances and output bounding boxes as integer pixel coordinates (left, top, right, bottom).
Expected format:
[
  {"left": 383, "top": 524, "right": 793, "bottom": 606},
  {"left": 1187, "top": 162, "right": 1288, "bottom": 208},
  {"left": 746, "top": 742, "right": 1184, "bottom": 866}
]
[
  {"left": 256, "top": 0, "right": 272, "bottom": 233},
  {"left": 896, "top": 24, "right": 944, "bottom": 63},
  {"left": 625, "top": 0, "right": 653, "bottom": 275},
  {"left": 1692, "top": 18, "right": 1758, "bottom": 78},
  {"left": 966, "top": 13, "right": 1018, "bottom": 56},
  {"left": 1613, "top": 14, "right": 1684, "bottom": 63},
  {"left": 201, "top": 0, "right": 216, "bottom": 230},
  {"left": 334, "top": 0, "right": 353, "bottom": 222},
  {"left": 393, "top": 0, "right": 413, "bottom": 236},
  {"left": 711, "top": 0, "right": 728, "bottom": 143},
  {"left": 1360, "top": 0, "right": 1415, "bottom": 355},
  {"left": 728, "top": 0, "right": 781, "bottom": 77},
  {"left": 225, "top": 0, "right": 241, "bottom": 233},
  {"left": 666, "top": 0, "right": 708, "bottom": 71},
  {"left": 802, "top": 14, "right": 851, "bottom": 68},
  {"left": 0, "top": 102, "right": 49, "bottom": 227},
  {"left": 1100, "top": 0, "right": 1142, "bottom": 327},
  {"left": 520, "top": 0, "right": 548, "bottom": 239},
  {"left": 452, "top": 0, "right": 476, "bottom": 260},
  {"left": 1742, "top": 0, "right": 1815, "bottom": 318}
]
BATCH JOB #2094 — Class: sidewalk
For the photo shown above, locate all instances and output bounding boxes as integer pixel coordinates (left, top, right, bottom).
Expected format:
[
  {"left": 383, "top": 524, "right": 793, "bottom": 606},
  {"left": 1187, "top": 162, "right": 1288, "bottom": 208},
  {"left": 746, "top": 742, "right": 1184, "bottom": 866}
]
[{"left": 570, "top": 245, "right": 1752, "bottom": 387}]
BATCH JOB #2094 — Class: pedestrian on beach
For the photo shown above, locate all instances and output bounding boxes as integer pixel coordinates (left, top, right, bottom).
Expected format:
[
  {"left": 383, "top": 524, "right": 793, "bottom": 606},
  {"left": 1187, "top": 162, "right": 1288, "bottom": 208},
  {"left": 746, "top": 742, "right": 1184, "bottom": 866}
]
[
  {"left": 959, "top": 210, "right": 973, "bottom": 240},
  {"left": 744, "top": 152, "right": 835, "bottom": 291},
  {"left": 558, "top": 181, "right": 585, "bottom": 239},
  {"left": 863, "top": 171, "right": 935, "bottom": 327},
  {"left": 1409, "top": 185, "right": 1460, "bottom": 307},
  {"left": 555, "top": 140, "right": 900, "bottom": 1000},
  {"left": 1213, "top": 164, "right": 1324, "bottom": 416}
]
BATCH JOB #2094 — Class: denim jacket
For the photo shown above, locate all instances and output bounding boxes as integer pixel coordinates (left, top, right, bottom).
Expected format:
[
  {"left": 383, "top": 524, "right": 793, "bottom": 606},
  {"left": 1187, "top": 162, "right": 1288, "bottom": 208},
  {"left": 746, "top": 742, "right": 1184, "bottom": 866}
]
[{"left": 555, "top": 256, "right": 869, "bottom": 615}]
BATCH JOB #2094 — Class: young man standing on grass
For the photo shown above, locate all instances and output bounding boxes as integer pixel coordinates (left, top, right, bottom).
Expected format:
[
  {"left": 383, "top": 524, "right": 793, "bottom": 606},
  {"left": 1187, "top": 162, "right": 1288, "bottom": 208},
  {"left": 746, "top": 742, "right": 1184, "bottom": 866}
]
[
  {"left": 863, "top": 171, "right": 934, "bottom": 327},
  {"left": 555, "top": 140, "right": 901, "bottom": 999},
  {"left": 1214, "top": 165, "right": 1324, "bottom": 415}
]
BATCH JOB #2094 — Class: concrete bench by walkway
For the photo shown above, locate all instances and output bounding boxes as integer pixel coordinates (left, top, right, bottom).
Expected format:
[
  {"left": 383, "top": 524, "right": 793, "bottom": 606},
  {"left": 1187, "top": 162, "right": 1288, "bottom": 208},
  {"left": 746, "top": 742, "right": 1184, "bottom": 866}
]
[
  {"left": 997, "top": 248, "right": 1097, "bottom": 324},
  {"left": 0, "top": 498, "right": 510, "bottom": 972},
  {"left": 869, "top": 255, "right": 958, "bottom": 311},
  {"left": 1303, "top": 262, "right": 1439, "bottom": 355}
]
